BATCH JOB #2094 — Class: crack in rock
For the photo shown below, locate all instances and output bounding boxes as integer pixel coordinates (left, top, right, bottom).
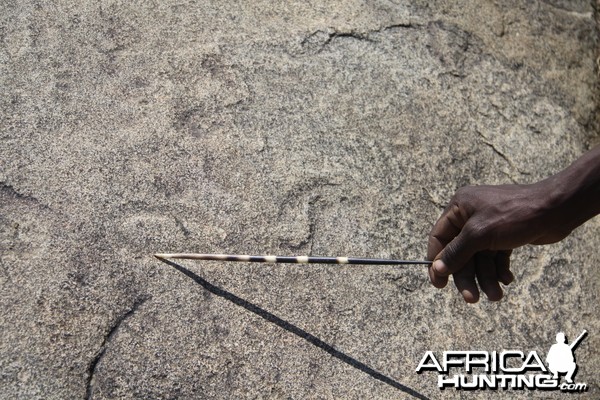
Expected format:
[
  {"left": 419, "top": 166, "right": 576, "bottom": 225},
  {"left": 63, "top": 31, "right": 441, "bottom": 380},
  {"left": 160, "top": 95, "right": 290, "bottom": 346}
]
[
  {"left": 298, "top": 22, "right": 417, "bottom": 55},
  {"left": 85, "top": 296, "right": 149, "bottom": 400},
  {"left": 476, "top": 131, "right": 530, "bottom": 179}
]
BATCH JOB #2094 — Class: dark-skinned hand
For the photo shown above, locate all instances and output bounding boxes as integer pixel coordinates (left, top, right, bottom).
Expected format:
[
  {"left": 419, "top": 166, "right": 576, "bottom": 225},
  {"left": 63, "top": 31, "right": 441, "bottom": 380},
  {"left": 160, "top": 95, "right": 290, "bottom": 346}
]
[
  {"left": 427, "top": 183, "right": 578, "bottom": 303},
  {"left": 427, "top": 146, "right": 600, "bottom": 303}
]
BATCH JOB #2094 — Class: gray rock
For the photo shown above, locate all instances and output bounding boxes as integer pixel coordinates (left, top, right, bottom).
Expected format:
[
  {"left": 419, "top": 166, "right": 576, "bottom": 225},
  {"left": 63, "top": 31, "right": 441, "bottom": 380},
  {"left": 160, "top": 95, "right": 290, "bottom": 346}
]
[{"left": 1, "top": 1, "right": 598, "bottom": 399}]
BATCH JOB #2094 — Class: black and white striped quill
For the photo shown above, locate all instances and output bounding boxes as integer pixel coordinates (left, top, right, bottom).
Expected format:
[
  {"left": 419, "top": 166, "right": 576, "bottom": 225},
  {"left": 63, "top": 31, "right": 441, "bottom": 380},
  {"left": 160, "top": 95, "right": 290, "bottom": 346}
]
[{"left": 154, "top": 253, "right": 432, "bottom": 266}]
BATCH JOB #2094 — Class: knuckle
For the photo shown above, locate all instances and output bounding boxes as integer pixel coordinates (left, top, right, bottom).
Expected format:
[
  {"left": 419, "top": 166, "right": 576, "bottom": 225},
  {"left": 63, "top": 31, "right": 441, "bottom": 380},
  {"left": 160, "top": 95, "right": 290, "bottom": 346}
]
[
  {"left": 452, "top": 186, "right": 478, "bottom": 218},
  {"left": 454, "top": 185, "right": 475, "bottom": 201},
  {"left": 454, "top": 186, "right": 470, "bottom": 198}
]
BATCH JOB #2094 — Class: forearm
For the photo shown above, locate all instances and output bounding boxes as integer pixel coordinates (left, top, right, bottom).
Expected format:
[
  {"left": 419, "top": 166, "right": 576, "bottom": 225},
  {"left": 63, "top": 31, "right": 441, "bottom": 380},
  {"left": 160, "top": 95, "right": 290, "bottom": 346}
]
[{"left": 540, "top": 145, "right": 600, "bottom": 233}]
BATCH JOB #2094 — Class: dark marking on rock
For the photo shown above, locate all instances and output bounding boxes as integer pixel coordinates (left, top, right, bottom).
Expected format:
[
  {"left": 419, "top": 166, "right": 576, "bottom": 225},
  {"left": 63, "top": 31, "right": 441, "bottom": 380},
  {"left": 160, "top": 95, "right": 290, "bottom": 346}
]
[
  {"left": 0, "top": 182, "right": 42, "bottom": 206},
  {"left": 85, "top": 296, "right": 150, "bottom": 400},
  {"left": 298, "top": 22, "right": 418, "bottom": 55}
]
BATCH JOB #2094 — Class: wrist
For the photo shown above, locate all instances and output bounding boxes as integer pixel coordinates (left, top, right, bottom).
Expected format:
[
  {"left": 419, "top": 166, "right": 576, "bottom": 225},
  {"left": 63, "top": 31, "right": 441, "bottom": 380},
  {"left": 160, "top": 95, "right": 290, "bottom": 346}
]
[{"left": 535, "top": 148, "right": 600, "bottom": 233}]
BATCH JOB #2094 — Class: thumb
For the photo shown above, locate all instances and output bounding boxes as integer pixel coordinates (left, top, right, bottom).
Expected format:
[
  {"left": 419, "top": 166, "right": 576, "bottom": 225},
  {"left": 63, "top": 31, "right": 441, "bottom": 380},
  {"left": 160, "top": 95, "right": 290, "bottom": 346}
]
[{"left": 433, "top": 226, "right": 481, "bottom": 276}]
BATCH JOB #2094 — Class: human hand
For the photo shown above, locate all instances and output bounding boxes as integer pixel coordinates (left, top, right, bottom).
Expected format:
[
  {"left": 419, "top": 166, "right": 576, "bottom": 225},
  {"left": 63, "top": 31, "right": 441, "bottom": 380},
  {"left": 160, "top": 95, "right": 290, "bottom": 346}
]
[{"left": 426, "top": 183, "right": 572, "bottom": 303}]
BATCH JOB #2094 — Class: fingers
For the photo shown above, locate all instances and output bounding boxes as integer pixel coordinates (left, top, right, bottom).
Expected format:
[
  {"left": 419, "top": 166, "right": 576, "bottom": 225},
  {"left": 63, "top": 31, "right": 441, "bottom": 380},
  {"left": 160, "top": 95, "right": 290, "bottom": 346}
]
[
  {"left": 433, "top": 224, "right": 482, "bottom": 277},
  {"left": 496, "top": 250, "right": 514, "bottom": 285},
  {"left": 452, "top": 260, "right": 479, "bottom": 303},
  {"left": 475, "top": 252, "right": 503, "bottom": 301},
  {"left": 446, "top": 250, "right": 514, "bottom": 303},
  {"left": 428, "top": 263, "right": 448, "bottom": 288},
  {"left": 428, "top": 203, "right": 479, "bottom": 287},
  {"left": 426, "top": 184, "right": 522, "bottom": 302},
  {"left": 427, "top": 204, "right": 467, "bottom": 261}
]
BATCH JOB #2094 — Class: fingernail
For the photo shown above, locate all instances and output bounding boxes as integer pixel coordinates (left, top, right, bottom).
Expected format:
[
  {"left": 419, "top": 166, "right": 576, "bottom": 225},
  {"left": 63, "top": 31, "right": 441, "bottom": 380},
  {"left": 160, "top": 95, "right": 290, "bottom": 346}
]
[{"left": 433, "top": 260, "right": 448, "bottom": 275}]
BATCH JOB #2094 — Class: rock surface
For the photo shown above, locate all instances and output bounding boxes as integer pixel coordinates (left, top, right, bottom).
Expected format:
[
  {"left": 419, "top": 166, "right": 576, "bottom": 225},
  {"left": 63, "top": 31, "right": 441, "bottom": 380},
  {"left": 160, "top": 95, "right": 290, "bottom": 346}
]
[{"left": 1, "top": 1, "right": 598, "bottom": 399}]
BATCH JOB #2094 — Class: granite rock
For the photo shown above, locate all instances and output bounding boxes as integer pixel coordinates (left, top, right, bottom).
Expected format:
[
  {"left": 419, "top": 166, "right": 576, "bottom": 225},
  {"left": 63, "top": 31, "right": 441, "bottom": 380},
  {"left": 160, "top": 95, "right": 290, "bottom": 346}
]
[{"left": 1, "top": 1, "right": 598, "bottom": 399}]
